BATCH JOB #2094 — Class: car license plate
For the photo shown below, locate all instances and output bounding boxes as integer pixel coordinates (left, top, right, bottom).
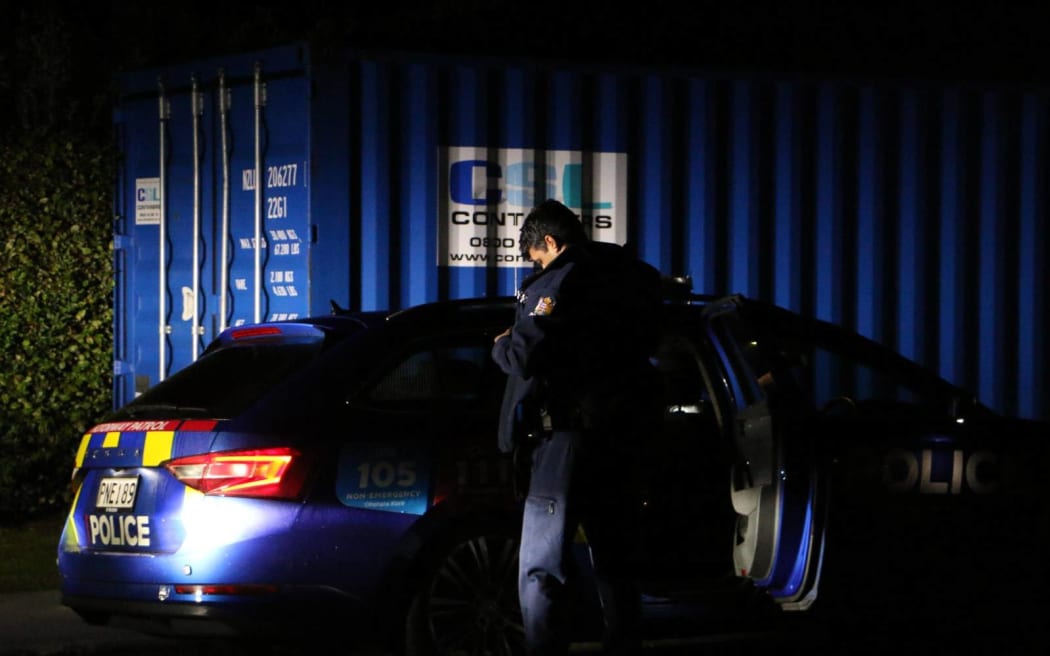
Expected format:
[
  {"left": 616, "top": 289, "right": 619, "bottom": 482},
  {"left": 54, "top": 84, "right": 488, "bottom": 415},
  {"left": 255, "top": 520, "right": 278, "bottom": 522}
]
[{"left": 96, "top": 477, "right": 139, "bottom": 510}]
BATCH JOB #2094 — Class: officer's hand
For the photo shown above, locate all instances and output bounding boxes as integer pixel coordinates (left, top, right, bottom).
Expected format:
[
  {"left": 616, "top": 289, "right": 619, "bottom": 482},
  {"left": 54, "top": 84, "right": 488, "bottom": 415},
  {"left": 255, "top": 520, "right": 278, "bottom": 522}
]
[{"left": 494, "top": 328, "right": 511, "bottom": 343}]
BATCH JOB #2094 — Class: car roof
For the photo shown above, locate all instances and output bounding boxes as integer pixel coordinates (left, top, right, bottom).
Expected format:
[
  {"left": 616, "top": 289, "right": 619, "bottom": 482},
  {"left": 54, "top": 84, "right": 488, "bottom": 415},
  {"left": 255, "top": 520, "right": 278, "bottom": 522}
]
[{"left": 384, "top": 296, "right": 517, "bottom": 326}]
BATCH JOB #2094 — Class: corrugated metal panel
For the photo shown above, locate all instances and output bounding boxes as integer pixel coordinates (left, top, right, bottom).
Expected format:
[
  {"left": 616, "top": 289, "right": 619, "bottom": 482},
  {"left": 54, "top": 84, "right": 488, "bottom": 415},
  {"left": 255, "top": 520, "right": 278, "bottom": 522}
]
[
  {"left": 113, "top": 45, "right": 1049, "bottom": 420},
  {"left": 340, "top": 54, "right": 1048, "bottom": 419}
]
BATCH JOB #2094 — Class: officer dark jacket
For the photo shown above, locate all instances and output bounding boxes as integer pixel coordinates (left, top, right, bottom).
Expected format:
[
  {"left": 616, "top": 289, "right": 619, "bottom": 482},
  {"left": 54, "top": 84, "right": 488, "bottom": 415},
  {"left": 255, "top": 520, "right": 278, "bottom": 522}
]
[{"left": 491, "top": 241, "right": 661, "bottom": 453}]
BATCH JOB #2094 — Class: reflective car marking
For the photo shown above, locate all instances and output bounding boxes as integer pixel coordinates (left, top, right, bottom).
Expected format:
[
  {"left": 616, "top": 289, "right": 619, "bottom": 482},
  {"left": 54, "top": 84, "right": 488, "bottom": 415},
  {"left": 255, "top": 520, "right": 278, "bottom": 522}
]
[
  {"left": 90, "top": 420, "right": 182, "bottom": 432},
  {"left": 77, "top": 431, "right": 175, "bottom": 467},
  {"left": 883, "top": 448, "right": 999, "bottom": 494},
  {"left": 143, "top": 431, "right": 175, "bottom": 466},
  {"left": 337, "top": 443, "right": 430, "bottom": 514},
  {"left": 86, "top": 513, "right": 151, "bottom": 547},
  {"left": 76, "top": 428, "right": 207, "bottom": 467},
  {"left": 62, "top": 485, "right": 84, "bottom": 548},
  {"left": 75, "top": 433, "right": 91, "bottom": 467}
]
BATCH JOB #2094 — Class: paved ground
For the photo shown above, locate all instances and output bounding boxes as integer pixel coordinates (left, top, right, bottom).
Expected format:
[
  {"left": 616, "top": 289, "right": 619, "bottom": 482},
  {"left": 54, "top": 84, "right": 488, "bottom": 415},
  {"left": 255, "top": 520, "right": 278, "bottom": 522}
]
[
  {"left": 0, "top": 590, "right": 175, "bottom": 655},
  {"left": 11, "top": 588, "right": 1041, "bottom": 655},
  {"left": 0, "top": 589, "right": 822, "bottom": 656}
]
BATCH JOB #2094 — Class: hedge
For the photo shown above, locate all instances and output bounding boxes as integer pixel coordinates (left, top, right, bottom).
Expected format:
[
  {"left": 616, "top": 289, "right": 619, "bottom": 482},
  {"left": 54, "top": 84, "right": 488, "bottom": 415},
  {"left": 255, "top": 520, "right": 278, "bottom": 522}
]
[{"left": 0, "top": 133, "right": 114, "bottom": 522}]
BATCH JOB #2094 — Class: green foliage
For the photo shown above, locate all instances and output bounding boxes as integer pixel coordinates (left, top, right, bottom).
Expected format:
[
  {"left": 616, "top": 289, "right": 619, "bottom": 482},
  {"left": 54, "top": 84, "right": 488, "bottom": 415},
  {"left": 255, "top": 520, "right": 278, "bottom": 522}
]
[{"left": 0, "top": 133, "right": 113, "bottom": 521}]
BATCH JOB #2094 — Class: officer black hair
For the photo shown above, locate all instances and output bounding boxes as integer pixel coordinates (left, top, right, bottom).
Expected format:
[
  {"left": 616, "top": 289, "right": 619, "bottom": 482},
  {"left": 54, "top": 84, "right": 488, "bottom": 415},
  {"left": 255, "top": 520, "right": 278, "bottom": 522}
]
[{"left": 518, "top": 199, "right": 588, "bottom": 259}]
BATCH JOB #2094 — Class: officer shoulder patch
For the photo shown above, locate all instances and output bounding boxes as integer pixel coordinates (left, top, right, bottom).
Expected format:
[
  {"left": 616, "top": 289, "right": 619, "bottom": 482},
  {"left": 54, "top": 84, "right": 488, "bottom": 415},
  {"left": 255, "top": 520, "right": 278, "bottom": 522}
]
[{"left": 531, "top": 296, "right": 556, "bottom": 316}]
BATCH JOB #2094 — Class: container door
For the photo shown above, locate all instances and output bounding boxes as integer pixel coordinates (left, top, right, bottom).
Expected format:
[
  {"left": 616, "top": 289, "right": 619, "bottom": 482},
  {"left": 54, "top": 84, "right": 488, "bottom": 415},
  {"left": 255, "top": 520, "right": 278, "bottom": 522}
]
[
  {"left": 113, "top": 47, "right": 312, "bottom": 406},
  {"left": 703, "top": 297, "right": 823, "bottom": 607},
  {"left": 221, "top": 63, "right": 311, "bottom": 330}
]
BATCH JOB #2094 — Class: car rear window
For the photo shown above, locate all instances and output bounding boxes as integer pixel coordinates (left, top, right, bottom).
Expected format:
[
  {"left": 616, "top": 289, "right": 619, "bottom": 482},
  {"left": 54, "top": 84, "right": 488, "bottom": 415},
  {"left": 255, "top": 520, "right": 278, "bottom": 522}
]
[{"left": 109, "top": 341, "right": 325, "bottom": 420}]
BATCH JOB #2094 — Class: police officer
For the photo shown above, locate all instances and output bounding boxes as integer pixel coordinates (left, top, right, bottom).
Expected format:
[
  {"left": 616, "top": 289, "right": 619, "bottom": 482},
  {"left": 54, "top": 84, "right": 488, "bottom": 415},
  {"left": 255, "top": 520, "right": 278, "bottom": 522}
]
[{"left": 492, "top": 199, "right": 662, "bottom": 656}]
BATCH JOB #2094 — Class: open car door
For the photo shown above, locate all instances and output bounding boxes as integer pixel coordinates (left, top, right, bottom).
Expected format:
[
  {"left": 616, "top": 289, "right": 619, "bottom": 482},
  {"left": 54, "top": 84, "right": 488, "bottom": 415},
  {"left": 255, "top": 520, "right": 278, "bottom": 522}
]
[{"left": 703, "top": 296, "right": 825, "bottom": 609}]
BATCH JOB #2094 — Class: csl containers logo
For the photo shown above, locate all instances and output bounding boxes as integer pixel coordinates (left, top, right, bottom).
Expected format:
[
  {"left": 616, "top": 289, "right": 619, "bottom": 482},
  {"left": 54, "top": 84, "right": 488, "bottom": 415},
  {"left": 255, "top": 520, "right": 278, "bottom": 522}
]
[{"left": 439, "top": 147, "right": 628, "bottom": 268}]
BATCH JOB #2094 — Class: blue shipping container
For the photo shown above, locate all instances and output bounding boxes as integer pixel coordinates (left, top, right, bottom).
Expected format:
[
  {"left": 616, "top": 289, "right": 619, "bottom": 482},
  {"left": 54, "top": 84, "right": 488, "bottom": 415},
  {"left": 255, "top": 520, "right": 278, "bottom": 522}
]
[{"left": 113, "top": 43, "right": 1049, "bottom": 419}]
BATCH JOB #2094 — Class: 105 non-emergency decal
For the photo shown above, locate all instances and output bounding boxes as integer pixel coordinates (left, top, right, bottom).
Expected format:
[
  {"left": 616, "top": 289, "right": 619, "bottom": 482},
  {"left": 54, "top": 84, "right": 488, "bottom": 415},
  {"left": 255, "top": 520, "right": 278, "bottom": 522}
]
[{"left": 337, "top": 444, "right": 430, "bottom": 515}]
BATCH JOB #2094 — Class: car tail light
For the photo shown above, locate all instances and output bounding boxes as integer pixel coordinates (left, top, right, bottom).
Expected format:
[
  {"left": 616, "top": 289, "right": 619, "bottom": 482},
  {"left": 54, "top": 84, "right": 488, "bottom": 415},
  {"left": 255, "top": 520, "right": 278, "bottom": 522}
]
[{"left": 163, "top": 447, "right": 306, "bottom": 499}]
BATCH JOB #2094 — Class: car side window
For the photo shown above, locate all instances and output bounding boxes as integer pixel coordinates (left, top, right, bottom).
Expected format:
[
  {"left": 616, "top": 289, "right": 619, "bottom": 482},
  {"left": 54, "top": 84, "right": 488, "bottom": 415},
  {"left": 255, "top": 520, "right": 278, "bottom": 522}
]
[
  {"left": 363, "top": 341, "right": 504, "bottom": 412},
  {"left": 765, "top": 331, "right": 958, "bottom": 419},
  {"left": 710, "top": 310, "right": 958, "bottom": 420},
  {"left": 368, "top": 350, "right": 443, "bottom": 402},
  {"left": 651, "top": 332, "right": 723, "bottom": 441},
  {"left": 707, "top": 315, "right": 776, "bottom": 410},
  {"left": 801, "top": 345, "right": 939, "bottom": 414},
  {"left": 653, "top": 335, "right": 708, "bottom": 406}
]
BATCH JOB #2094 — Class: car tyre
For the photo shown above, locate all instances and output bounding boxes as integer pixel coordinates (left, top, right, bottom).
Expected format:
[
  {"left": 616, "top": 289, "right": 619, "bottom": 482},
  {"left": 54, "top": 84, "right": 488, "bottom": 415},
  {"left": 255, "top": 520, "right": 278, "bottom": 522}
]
[{"left": 403, "top": 521, "right": 525, "bottom": 656}]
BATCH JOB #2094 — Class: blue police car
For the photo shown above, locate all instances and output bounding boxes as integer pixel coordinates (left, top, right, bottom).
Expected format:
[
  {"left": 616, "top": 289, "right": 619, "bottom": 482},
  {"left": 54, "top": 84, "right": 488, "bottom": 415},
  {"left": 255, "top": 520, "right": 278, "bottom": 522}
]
[{"left": 57, "top": 289, "right": 1050, "bottom": 654}]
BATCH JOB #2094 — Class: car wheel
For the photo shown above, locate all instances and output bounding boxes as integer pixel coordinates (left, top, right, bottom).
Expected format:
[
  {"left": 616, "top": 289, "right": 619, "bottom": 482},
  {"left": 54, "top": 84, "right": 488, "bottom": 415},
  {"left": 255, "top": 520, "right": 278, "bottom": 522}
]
[{"left": 404, "top": 523, "right": 525, "bottom": 656}]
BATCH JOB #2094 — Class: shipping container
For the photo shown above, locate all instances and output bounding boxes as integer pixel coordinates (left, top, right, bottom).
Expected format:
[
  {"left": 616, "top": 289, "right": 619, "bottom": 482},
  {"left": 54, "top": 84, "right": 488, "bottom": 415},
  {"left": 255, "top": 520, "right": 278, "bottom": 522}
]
[{"left": 113, "top": 43, "right": 1049, "bottom": 419}]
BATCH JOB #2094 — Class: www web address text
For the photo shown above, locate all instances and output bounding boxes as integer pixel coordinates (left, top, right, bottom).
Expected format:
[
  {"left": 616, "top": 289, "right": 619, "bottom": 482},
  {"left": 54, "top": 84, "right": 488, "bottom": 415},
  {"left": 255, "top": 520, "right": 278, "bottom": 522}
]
[{"left": 448, "top": 252, "right": 530, "bottom": 263}]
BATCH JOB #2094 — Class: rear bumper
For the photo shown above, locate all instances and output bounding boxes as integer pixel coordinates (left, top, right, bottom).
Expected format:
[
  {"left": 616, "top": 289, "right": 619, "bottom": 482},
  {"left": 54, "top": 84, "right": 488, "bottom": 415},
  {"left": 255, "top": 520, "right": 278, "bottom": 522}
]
[{"left": 61, "top": 585, "right": 367, "bottom": 639}]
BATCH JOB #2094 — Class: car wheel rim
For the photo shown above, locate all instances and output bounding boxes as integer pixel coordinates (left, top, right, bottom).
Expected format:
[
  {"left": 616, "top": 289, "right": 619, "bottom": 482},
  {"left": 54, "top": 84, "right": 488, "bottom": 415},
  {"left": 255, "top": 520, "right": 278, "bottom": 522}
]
[{"left": 425, "top": 533, "right": 524, "bottom": 656}]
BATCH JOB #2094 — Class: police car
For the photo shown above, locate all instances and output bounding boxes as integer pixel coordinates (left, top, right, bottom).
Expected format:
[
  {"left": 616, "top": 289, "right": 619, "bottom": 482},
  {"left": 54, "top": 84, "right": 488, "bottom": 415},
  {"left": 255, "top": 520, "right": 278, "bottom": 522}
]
[{"left": 57, "top": 288, "right": 1050, "bottom": 653}]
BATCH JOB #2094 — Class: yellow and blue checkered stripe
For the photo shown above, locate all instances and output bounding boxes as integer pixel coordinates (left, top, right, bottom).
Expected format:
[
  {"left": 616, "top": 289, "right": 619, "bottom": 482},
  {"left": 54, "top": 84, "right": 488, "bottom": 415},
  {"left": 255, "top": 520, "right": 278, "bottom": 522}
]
[
  {"left": 74, "top": 430, "right": 176, "bottom": 468},
  {"left": 74, "top": 420, "right": 218, "bottom": 468}
]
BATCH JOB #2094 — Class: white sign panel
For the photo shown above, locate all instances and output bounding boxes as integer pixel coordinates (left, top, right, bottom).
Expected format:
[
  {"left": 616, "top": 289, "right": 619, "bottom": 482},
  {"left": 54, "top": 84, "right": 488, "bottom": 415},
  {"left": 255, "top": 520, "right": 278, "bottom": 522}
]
[
  {"left": 439, "top": 148, "right": 628, "bottom": 267},
  {"left": 134, "top": 177, "right": 161, "bottom": 225}
]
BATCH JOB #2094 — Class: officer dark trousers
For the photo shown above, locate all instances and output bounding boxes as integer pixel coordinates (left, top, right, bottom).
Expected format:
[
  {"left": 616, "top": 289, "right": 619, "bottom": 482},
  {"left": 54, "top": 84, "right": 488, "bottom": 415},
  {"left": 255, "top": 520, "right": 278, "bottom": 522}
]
[
  {"left": 518, "top": 430, "right": 643, "bottom": 656},
  {"left": 519, "top": 430, "right": 576, "bottom": 656}
]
